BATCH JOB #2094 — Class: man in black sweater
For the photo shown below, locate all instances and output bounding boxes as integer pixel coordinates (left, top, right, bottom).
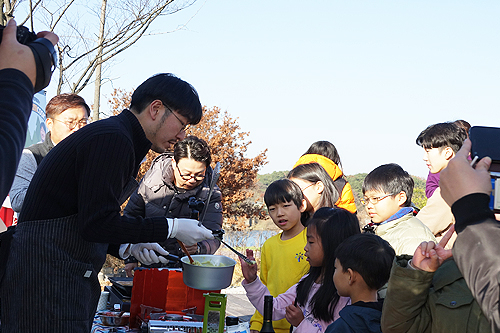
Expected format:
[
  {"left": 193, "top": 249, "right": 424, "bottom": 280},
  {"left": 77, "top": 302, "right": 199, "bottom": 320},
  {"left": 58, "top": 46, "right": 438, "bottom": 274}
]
[
  {"left": 0, "top": 73, "right": 214, "bottom": 332},
  {"left": 440, "top": 138, "right": 500, "bottom": 332}
]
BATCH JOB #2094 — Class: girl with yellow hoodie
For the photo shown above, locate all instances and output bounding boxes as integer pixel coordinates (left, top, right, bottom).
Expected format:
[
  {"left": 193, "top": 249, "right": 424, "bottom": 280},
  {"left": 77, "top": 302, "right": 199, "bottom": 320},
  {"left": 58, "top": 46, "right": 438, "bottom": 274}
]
[{"left": 293, "top": 141, "right": 357, "bottom": 214}]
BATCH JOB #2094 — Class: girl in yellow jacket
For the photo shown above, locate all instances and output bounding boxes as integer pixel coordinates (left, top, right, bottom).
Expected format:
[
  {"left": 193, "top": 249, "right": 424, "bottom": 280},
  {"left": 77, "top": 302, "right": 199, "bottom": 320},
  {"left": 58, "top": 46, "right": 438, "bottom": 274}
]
[{"left": 293, "top": 141, "right": 357, "bottom": 214}]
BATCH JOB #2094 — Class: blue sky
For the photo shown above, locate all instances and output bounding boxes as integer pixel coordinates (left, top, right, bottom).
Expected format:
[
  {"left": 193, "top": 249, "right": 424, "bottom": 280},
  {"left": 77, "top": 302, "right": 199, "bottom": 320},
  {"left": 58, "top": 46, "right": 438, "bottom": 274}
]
[{"left": 46, "top": 0, "right": 500, "bottom": 178}]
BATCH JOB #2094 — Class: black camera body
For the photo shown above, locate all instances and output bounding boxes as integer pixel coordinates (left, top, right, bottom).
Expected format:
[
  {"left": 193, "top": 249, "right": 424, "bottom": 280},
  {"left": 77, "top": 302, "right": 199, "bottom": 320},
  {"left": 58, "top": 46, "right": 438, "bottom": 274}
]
[
  {"left": 470, "top": 126, "right": 500, "bottom": 213},
  {"left": 0, "top": 24, "right": 37, "bottom": 45},
  {"left": 0, "top": 24, "right": 57, "bottom": 93}
]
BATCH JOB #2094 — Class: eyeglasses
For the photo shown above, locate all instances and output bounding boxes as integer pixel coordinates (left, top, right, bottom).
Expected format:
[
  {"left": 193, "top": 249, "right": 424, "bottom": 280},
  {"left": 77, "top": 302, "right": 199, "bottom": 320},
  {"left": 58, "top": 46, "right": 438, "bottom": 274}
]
[
  {"left": 360, "top": 193, "right": 394, "bottom": 206},
  {"left": 300, "top": 183, "right": 315, "bottom": 192},
  {"left": 175, "top": 163, "right": 206, "bottom": 181},
  {"left": 162, "top": 102, "right": 190, "bottom": 132},
  {"left": 52, "top": 117, "right": 88, "bottom": 130}
]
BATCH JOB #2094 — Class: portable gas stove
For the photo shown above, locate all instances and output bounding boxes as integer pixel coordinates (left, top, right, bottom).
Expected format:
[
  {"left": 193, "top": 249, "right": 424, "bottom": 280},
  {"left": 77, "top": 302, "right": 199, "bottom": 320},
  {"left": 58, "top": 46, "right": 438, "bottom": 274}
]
[
  {"left": 105, "top": 277, "right": 133, "bottom": 312},
  {"left": 137, "top": 305, "right": 204, "bottom": 333}
]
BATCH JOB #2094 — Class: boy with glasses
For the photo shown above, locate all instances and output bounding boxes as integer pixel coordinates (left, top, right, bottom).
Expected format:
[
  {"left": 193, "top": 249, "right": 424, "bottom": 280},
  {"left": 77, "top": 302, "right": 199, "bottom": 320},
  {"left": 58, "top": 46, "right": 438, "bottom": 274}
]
[{"left": 362, "top": 163, "right": 435, "bottom": 256}]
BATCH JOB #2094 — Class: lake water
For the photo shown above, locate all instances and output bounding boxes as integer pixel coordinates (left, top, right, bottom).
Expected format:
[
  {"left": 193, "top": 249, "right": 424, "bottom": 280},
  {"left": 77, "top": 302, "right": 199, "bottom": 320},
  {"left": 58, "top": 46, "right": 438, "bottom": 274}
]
[{"left": 221, "top": 229, "right": 279, "bottom": 248}]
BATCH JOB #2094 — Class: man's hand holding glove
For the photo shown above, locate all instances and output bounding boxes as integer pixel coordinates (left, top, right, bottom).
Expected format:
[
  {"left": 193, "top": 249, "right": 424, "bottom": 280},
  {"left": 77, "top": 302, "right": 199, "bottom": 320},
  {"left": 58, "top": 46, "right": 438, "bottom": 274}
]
[
  {"left": 167, "top": 218, "right": 214, "bottom": 245},
  {"left": 119, "top": 218, "right": 213, "bottom": 265},
  {"left": 119, "top": 243, "right": 169, "bottom": 265}
]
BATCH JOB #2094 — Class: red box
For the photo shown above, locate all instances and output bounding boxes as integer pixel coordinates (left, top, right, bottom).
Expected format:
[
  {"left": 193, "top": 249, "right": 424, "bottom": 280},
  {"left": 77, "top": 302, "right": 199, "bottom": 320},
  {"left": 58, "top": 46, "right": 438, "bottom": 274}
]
[{"left": 129, "top": 269, "right": 219, "bottom": 328}]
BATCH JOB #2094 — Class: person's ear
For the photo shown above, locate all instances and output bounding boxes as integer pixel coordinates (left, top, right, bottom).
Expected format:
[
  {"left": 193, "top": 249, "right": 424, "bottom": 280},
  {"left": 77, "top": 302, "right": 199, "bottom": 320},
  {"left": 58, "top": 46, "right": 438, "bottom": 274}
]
[
  {"left": 148, "top": 100, "right": 163, "bottom": 121},
  {"left": 397, "top": 191, "right": 407, "bottom": 206},
  {"left": 299, "top": 199, "right": 307, "bottom": 212},
  {"left": 444, "top": 147, "right": 454, "bottom": 160},
  {"left": 347, "top": 268, "right": 356, "bottom": 285},
  {"left": 315, "top": 181, "right": 324, "bottom": 194},
  {"left": 46, "top": 117, "right": 53, "bottom": 132}
]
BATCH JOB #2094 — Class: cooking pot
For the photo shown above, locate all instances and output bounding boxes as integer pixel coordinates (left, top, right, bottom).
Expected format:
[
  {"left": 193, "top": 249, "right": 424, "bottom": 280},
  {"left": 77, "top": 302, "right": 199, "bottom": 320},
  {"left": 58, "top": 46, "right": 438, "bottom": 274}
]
[{"left": 180, "top": 254, "right": 236, "bottom": 290}]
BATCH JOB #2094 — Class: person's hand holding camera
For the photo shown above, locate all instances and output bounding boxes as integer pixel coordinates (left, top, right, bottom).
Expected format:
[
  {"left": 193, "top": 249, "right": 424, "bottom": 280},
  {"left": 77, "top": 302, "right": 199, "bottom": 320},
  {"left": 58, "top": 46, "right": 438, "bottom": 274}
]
[
  {"left": 440, "top": 139, "right": 492, "bottom": 207},
  {"left": 0, "top": 19, "right": 58, "bottom": 89}
]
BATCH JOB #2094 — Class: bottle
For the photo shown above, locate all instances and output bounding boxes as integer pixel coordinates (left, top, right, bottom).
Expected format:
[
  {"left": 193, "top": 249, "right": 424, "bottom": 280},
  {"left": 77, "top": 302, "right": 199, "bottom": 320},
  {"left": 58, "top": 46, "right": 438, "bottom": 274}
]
[
  {"left": 260, "top": 295, "right": 275, "bottom": 333},
  {"left": 225, "top": 316, "right": 239, "bottom": 333}
]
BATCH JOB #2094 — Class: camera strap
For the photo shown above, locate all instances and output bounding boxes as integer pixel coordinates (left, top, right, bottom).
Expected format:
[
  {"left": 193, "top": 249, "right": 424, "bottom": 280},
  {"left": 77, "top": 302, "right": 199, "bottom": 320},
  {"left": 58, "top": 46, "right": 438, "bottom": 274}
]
[{"left": 27, "top": 38, "right": 57, "bottom": 93}]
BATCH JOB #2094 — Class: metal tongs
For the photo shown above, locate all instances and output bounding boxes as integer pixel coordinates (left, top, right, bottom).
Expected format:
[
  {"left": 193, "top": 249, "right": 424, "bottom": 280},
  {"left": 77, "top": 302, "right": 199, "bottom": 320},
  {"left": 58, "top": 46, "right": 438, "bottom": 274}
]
[{"left": 213, "top": 230, "right": 256, "bottom": 265}]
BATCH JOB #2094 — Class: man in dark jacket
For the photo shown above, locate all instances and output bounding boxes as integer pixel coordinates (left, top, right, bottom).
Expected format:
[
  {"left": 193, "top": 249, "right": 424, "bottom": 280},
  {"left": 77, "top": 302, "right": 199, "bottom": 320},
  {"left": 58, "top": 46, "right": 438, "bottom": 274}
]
[
  {"left": 0, "top": 73, "right": 214, "bottom": 332},
  {"left": 123, "top": 136, "right": 223, "bottom": 273},
  {"left": 440, "top": 138, "right": 500, "bottom": 332}
]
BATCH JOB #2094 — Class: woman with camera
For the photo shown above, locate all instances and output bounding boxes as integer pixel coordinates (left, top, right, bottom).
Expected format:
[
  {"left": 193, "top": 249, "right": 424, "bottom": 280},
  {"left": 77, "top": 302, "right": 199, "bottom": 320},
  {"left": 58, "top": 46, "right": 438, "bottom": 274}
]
[{"left": 123, "top": 136, "right": 222, "bottom": 275}]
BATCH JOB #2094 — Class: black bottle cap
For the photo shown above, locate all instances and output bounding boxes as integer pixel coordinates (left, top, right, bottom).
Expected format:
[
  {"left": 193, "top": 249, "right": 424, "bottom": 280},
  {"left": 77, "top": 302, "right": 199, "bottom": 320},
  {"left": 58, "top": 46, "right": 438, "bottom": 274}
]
[{"left": 226, "top": 316, "right": 239, "bottom": 326}]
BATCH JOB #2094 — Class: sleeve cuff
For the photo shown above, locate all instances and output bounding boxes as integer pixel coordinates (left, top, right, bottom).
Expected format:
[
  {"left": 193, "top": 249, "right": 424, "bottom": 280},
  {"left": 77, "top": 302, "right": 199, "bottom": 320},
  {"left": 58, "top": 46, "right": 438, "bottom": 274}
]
[
  {"left": 451, "top": 193, "right": 495, "bottom": 233},
  {"left": 119, "top": 244, "right": 131, "bottom": 259}
]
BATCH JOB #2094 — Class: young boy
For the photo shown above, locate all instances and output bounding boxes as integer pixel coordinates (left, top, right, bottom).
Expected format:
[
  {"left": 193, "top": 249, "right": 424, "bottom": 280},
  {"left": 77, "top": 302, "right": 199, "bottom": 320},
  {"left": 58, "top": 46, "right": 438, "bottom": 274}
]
[
  {"left": 415, "top": 122, "right": 468, "bottom": 247},
  {"left": 362, "top": 163, "right": 436, "bottom": 256},
  {"left": 326, "top": 233, "right": 395, "bottom": 333},
  {"left": 249, "top": 179, "right": 310, "bottom": 333}
]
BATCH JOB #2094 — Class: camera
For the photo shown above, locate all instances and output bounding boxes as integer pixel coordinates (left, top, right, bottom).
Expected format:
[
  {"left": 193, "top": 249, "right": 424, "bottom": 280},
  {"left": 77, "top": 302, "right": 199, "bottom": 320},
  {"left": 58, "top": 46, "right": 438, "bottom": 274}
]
[
  {"left": 0, "top": 24, "right": 37, "bottom": 45},
  {"left": 469, "top": 126, "right": 500, "bottom": 213},
  {"left": 0, "top": 24, "right": 57, "bottom": 93}
]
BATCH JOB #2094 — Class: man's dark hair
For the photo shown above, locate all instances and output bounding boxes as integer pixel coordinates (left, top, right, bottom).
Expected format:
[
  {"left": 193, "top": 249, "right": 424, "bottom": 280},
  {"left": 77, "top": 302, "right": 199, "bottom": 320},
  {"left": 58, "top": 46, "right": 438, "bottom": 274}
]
[
  {"left": 264, "top": 179, "right": 304, "bottom": 210},
  {"left": 416, "top": 122, "right": 467, "bottom": 153},
  {"left": 303, "top": 141, "right": 342, "bottom": 167},
  {"left": 335, "top": 233, "right": 395, "bottom": 290},
  {"left": 46, "top": 93, "right": 90, "bottom": 118},
  {"left": 454, "top": 119, "right": 471, "bottom": 136},
  {"left": 130, "top": 73, "right": 202, "bottom": 125},
  {"left": 362, "top": 163, "right": 414, "bottom": 207},
  {"left": 173, "top": 136, "right": 211, "bottom": 167}
]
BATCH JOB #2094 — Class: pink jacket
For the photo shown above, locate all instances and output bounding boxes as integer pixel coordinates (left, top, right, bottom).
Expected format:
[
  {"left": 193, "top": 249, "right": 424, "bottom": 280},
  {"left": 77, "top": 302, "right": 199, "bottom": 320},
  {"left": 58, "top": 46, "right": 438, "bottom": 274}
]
[{"left": 242, "top": 276, "right": 350, "bottom": 333}]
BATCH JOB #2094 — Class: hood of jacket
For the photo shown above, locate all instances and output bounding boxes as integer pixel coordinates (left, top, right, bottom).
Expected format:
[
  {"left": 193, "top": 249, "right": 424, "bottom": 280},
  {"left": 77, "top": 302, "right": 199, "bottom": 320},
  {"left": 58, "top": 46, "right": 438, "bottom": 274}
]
[{"left": 294, "top": 154, "right": 343, "bottom": 180}]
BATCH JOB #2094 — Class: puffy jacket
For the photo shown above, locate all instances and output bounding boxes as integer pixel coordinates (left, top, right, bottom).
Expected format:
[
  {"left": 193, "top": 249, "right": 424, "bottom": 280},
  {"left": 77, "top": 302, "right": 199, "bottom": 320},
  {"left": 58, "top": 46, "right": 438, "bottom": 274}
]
[
  {"left": 123, "top": 154, "right": 222, "bottom": 261},
  {"left": 452, "top": 193, "right": 500, "bottom": 332},
  {"left": 382, "top": 257, "right": 490, "bottom": 333},
  {"left": 293, "top": 154, "right": 356, "bottom": 213},
  {"left": 374, "top": 212, "right": 436, "bottom": 256}
]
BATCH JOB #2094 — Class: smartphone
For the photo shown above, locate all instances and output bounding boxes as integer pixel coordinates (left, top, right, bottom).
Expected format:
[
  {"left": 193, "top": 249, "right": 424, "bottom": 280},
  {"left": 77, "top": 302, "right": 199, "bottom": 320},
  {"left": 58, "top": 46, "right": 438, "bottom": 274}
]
[{"left": 469, "top": 126, "right": 500, "bottom": 212}]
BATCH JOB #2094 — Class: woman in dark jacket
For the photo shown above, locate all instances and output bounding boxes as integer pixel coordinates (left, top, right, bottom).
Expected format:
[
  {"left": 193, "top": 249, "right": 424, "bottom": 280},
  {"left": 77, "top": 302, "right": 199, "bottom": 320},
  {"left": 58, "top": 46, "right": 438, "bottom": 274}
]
[{"left": 123, "top": 136, "right": 222, "bottom": 273}]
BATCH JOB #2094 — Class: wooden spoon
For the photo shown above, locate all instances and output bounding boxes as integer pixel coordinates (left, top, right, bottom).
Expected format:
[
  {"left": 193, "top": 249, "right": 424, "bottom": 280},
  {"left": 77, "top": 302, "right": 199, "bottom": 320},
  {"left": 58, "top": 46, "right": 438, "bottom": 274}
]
[{"left": 177, "top": 240, "right": 195, "bottom": 264}]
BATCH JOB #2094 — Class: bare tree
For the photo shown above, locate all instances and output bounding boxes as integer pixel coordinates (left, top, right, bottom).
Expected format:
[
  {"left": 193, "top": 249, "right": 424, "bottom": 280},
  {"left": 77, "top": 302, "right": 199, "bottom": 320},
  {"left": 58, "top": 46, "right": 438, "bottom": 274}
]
[{"left": 2, "top": 0, "right": 197, "bottom": 119}]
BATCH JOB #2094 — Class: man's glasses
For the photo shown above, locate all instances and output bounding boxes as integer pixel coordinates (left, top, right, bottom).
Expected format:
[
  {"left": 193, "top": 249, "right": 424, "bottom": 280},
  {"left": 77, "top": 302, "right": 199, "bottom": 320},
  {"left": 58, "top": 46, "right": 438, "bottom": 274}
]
[
  {"left": 360, "top": 193, "right": 394, "bottom": 206},
  {"left": 163, "top": 102, "right": 190, "bottom": 132},
  {"left": 175, "top": 163, "right": 205, "bottom": 181},
  {"left": 52, "top": 117, "right": 88, "bottom": 130}
]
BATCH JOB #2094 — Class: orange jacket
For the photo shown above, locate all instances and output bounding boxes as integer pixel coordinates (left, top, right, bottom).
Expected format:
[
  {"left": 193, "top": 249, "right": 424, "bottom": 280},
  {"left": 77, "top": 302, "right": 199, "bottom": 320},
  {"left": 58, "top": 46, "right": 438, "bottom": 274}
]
[{"left": 293, "top": 154, "right": 357, "bottom": 213}]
